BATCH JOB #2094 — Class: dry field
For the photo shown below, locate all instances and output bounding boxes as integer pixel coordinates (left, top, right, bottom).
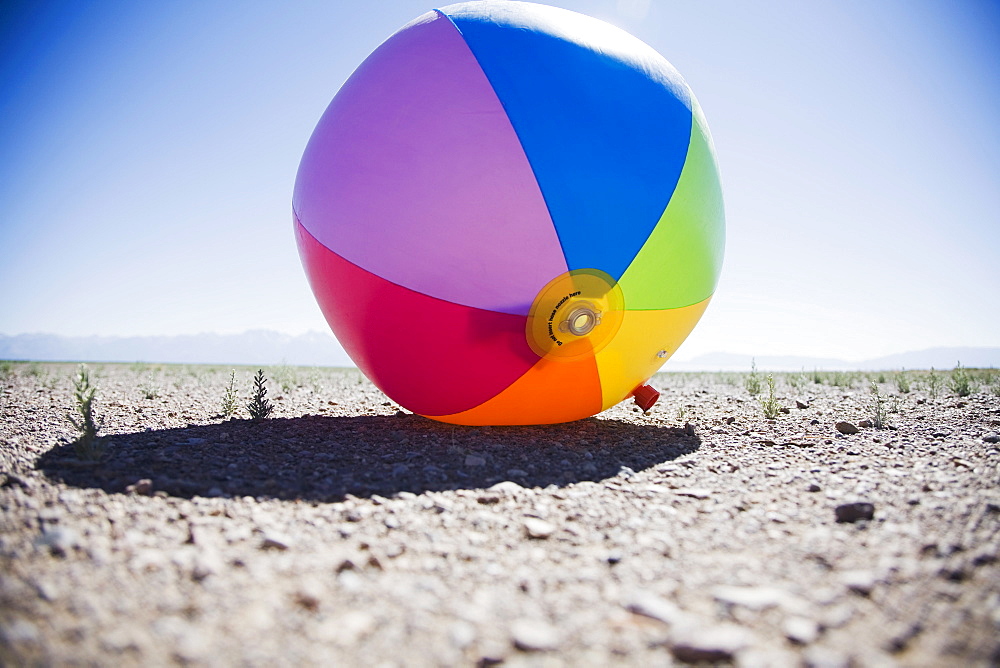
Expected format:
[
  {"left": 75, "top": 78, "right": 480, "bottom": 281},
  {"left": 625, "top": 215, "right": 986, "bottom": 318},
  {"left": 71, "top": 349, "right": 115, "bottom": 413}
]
[{"left": 1, "top": 362, "right": 998, "bottom": 666}]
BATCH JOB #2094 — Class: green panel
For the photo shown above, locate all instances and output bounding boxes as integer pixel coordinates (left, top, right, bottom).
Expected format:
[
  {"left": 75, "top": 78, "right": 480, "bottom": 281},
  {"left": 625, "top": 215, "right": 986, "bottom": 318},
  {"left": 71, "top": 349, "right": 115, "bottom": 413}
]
[{"left": 618, "top": 98, "right": 725, "bottom": 310}]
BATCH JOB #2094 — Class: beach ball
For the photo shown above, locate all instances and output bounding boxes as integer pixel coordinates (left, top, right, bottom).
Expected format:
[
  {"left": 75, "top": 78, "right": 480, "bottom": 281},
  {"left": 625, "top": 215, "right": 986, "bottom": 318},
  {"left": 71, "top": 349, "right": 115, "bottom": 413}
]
[{"left": 293, "top": 1, "right": 725, "bottom": 425}]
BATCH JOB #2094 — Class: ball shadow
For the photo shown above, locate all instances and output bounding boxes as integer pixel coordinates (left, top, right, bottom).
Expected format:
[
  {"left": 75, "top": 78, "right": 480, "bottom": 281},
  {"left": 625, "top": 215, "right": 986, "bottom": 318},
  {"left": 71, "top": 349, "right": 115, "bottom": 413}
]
[{"left": 36, "top": 413, "right": 700, "bottom": 502}]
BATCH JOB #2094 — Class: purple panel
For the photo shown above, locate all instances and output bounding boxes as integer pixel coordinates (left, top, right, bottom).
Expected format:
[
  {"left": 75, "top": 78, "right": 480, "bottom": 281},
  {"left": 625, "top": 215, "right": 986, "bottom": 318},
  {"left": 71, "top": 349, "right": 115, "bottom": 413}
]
[{"left": 293, "top": 11, "right": 567, "bottom": 315}]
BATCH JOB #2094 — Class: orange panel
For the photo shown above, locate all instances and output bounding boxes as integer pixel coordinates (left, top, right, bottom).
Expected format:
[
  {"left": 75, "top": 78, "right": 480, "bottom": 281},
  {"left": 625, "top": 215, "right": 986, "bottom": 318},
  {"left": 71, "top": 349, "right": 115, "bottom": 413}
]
[{"left": 426, "top": 354, "right": 602, "bottom": 426}]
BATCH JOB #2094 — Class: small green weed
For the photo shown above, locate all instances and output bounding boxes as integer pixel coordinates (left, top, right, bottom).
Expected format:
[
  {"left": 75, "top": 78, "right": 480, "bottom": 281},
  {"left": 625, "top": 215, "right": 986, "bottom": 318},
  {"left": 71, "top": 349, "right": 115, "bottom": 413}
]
[
  {"left": 745, "top": 359, "right": 762, "bottom": 396},
  {"left": 949, "top": 362, "right": 972, "bottom": 397},
  {"left": 895, "top": 370, "right": 910, "bottom": 394},
  {"left": 221, "top": 369, "right": 239, "bottom": 417},
  {"left": 271, "top": 362, "right": 296, "bottom": 393},
  {"left": 787, "top": 371, "right": 804, "bottom": 389},
  {"left": 139, "top": 372, "right": 159, "bottom": 399},
  {"left": 246, "top": 369, "right": 274, "bottom": 420},
  {"left": 69, "top": 364, "right": 104, "bottom": 460},
  {"left": 759, "top": 374, "right": 780, "bottom": 419},
  {"left": 925, "top": 368, "right": 942, "bottom": 401},
  {"left": 868, "top": 381, "right": 890, "bottom": 429},
  {"left": 831, "top": 371, "right": 851, "bottom": 388}
]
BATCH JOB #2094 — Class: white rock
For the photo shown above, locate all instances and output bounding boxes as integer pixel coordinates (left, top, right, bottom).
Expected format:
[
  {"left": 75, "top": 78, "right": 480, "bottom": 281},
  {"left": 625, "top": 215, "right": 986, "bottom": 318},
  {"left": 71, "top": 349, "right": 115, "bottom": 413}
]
[
  {"left": 673, "top": 488, "right": 712, "bottom": 499},
  {"left": 624, "top": 592, "right": 686, "bottom": 626},
  {"left": 711, "top": 585, "right": 810, "bottom": 614},
  {"left": 523, "top": 517, "right": 556, "bottom": 539},
  {"left": 511, "top": 619, "right": 560, "bottom": 651},
  {"left": 783, "top": 616, "right": 820, "bottom": 645},
  {"left": 840, "top": 570, "right": 877, "bottom": 595},
  {"left": 669, "top": 623, "right": 754, "bottom": 664},
  {"left": 489, "top": 481, "right": 524, "bottom": 494},
  {"left": 260, "top": 532, "right": 292, "bottom": 551}
]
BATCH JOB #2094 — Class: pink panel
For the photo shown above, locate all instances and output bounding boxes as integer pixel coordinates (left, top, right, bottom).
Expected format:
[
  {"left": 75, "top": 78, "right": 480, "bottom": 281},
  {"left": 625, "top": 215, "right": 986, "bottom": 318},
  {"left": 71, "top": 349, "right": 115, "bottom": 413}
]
[
  {"left": 292, "top": 10, "right": 567, "bottom": 316},
  {"left": 295, "top": 219, "right": 538, "bottom": 416}
]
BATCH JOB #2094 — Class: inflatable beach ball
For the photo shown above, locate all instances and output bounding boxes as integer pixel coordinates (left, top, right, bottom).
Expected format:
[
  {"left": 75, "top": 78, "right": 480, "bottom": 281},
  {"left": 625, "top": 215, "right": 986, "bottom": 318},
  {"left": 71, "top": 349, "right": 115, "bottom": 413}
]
[{"left": 293, "top": 1, "right": 724, "bottom": 425}]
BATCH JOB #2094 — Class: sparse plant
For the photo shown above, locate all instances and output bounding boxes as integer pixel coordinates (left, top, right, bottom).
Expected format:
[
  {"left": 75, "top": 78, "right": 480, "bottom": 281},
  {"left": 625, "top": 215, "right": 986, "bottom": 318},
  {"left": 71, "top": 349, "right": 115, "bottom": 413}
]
[
  {"left": 787, "top": 371, "right": 803, "bottom": 389},
  {"left": 272, "top": 362, "right": 296, "bottom": 393},
  {"left": 876, "top": 372, "right": 886, "bottom": 384},
  {"left": 949, "top": 362, "right": 972, "bottom": 397},
  {"left": 812, "top": 368, "right": 823, "bottom": 384},
  {"left": 69, "top": 364, "right": 104, "bottom": 460},
  {"left": 868, "top": 381, "right": 890, "bottom": 429},
  {"left": 139, "top": 372, "right": 159, "bottom": 399},
  {"left": 0, "top": 361, "right": 13, "bottom": 380},
  {"left": 925, "top": 367, "right": 942, "bottom": 401},
  {"left": 41, "top": 372, "right": 59, "bottom": 390},
  {"left": 831, "top": 371, "right": 851, "bottom": 388},
  {"left": 246, "top": 369, "right": 274, "bottom": 420},
  {"left": 745, "top": 358, "right": 762, "bottom": 396},
  {"left": 221, "top": 369, "right": 239, "bottom": 417},
  {"left": 981, "top": 368, "right": 995, "bottom": 391},
  {"left": 895, "top": 370, "right": 910, "bottom": 394},
  {"left": 308, "top": 369, "right": 325, "bottom": 394},
  {"left": 759, "top": 374, "right": 781, "bottom": 419}
]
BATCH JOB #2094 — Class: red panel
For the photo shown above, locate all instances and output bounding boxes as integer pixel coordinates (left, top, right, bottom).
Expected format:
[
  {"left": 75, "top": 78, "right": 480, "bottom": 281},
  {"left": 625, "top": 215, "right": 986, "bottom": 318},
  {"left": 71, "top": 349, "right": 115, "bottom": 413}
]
[{"left": 295, "top": 220, "right": 538, "bottom": 416}]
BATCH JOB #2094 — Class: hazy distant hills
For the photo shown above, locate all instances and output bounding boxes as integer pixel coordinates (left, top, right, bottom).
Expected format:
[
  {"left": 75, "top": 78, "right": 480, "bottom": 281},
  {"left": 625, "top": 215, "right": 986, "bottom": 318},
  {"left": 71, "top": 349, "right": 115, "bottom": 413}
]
[
  {"left": 0, "top": 331, "right": 997, "bottom": 371},
  {"left": 0, "top": 330, "right": 353, "bottom": 367},
  {"left": 668, "top": 348, "right": 1000, "bottom": 372}
]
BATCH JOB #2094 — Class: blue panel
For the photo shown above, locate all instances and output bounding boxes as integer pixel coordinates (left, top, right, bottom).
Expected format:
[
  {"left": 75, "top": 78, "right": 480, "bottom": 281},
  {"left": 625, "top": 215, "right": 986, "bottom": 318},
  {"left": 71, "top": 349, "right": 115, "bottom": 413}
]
[{"left": 440, "top": 2, "right": 693, "bottom": 280}]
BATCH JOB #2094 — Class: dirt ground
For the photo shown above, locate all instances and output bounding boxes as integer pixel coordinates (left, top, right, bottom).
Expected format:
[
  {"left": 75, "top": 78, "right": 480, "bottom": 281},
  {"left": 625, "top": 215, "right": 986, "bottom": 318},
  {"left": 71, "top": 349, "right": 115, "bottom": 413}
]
[{"left": 1, "top": 362, "right": 998, "bottom": 667}]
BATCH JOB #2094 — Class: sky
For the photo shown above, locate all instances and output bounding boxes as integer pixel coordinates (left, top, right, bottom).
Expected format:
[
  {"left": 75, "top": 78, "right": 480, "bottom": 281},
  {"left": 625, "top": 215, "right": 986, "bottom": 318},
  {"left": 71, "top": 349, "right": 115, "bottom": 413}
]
[{"left": 1, "top": 0, "right": 998, "bottom": 363}]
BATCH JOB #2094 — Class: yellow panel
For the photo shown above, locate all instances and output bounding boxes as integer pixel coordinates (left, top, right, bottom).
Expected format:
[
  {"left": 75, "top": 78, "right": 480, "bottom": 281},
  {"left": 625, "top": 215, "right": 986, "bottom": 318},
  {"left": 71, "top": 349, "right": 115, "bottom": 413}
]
[
  {"left": 525, "top": 268, "right": 623, "bottom": 361},
  {"left": 426, "top": 354, "right": 602, "bottom": 426},
  {"left": 595, "top": 298, "right": 711, "bottom": 410}
]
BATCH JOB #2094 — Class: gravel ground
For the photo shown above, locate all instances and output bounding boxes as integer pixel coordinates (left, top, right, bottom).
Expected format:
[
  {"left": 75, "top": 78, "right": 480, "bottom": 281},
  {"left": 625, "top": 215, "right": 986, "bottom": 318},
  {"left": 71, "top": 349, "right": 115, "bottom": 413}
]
[{"left": 1, "top": 362, "right": 998, "bottom": 667}]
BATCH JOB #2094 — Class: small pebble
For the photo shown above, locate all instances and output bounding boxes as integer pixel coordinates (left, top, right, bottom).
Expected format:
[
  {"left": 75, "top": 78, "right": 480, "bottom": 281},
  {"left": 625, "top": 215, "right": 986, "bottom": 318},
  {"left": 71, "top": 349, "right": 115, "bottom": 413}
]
[
  {"left": 835, "top": 502, "right": 875, "bottom": 523},
  {"left": 841, "top": 569, "right": 877, "bottom": 595},
  {"left": 835, "top": 422, "right": 859, "bottom": 435},
  {"left": 260, "top": 532, "right": 292, "bottom": 551},
  {"left": 674, "top": 488, "right": 712, "bottom": 500},
  {"left": 523, "top": 518, "right": 556, "bottom": 539},
  {"left": 669, "top": 623, "right": 752, "bottom": 664},
  {"left": 510, "top": 619, "right": 560, "bottom": 652},
  {"left": 125, "top": 479, "right": 154, "bottom": 496},
  {"left": 803, "top": 646, "right": 851, "bottom": 668},
  {"left": 35, "top": 527, "right": 79, "bottom": 557},
  {"left": 489, "top": 481, "right": 524, "bottom": 494},
  {"left": 784, "top": 616, "right": 820, "bottom": 645},
  {"left": 625, "top": 592, "right": 685, "bottom": 626},
  {"left": 465, "top": 454, "right": 487, "bottom": 467}
]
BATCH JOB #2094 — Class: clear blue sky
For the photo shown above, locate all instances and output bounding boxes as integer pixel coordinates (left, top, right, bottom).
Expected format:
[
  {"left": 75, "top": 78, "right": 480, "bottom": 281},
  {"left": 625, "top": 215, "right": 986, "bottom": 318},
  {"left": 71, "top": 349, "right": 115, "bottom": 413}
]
[{"left": 2, "top": 0, "right": 997, "bottom": 362}]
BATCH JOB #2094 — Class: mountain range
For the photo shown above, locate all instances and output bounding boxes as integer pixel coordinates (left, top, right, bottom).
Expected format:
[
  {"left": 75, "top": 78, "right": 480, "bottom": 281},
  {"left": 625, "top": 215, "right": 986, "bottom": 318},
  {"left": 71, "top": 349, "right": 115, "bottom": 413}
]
[
  {"left": 667, "top": 348, "right": 1000, "bottom": 372},
  {"left": 0, "top": 330, "right": 353, "bottom": 367},
  {"left": 0, "top": 331, "right": 997, "bottom": 371}
]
